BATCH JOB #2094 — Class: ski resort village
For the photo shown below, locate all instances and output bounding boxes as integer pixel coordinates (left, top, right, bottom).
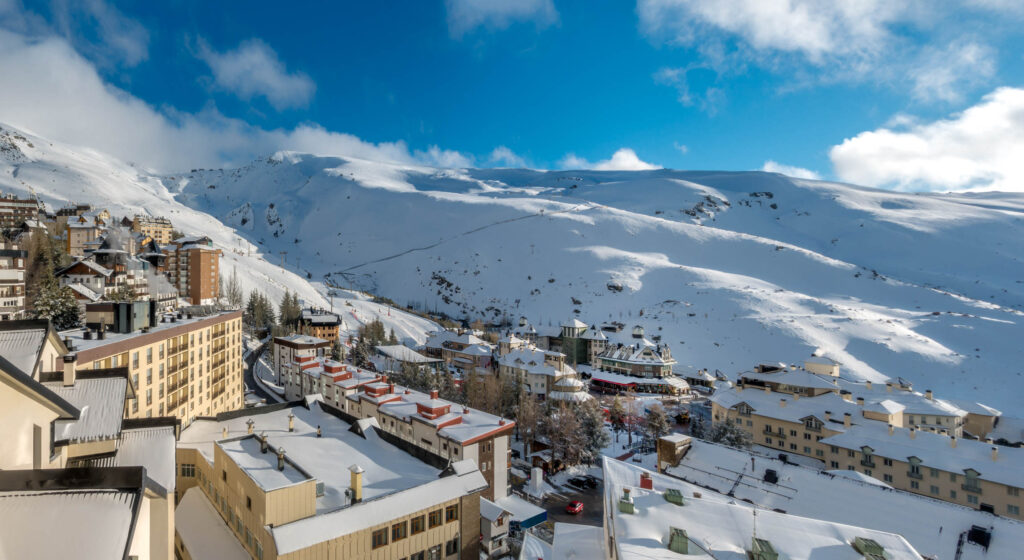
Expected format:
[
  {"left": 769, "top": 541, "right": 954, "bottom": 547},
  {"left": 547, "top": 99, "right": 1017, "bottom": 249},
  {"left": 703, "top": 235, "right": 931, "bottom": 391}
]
[{"left": 4, "top": 2, "right": 1024, "bottom": 559}]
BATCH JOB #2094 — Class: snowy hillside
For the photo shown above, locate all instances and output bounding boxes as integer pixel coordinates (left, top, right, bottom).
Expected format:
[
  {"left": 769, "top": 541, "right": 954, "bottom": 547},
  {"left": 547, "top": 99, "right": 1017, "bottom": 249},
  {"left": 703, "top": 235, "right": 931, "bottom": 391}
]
[
  {"left": 0, "top": 124, "right": 439, "bottom": 346},
  {"left": 171, "top": 152, "right": 1024, "bottom": 411}
]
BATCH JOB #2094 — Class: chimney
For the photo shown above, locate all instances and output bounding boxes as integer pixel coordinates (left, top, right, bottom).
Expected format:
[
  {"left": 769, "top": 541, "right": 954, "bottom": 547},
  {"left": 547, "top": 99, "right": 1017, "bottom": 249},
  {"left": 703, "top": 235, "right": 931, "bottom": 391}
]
[
  {"left": 992, "top": 446, "right": 999, "bottom": 461},
  {"left": 62, "top": 353, "right": 77, "bottom": 387},
  {"left": 277, "top": 448, "right": 286, "bottom": 471},
  {"left": 288, "top": 412, "right": 295, "bottom": 432},
  {"left": 888, "top": 424, "right": 894, "bottom": 436},
  {"left": 430, "top": 389, "right": 439, "bottom": 399},
  {"left": 843, "top": 413, "right": 851, "bottom": 428},
  {"left": 856, "top": 397, "right": 865, "bottom": 406},
  {"left": 950, "top": 436, "right": 957, "bottom": 449},
  {"left": 764, "top": 386, "right": 771, "bottom": 394},
  {"left": 793, "top": 393, "right": 800, "bottom": 401},
  {"left": 865, "top": 381, "right": 872, "bottom": 390},
  {"left": 779, "top": 398, "right": 786, "bottom": 408},
  {"left": 498, "top": 419, "right": 506, "bottom": 426},
  {"left": 350, "top": 464, "right": 364, "bottom": 503},
  {"left": 909, "top": 428, "right": 916, "bottom": 439},
  {"left": 388, "top": 382, "right": 395, "bottom": 394},
  {"left": 260, "top": 433, "right": 268, "bottom": 453},
  {"left": 640, "top": 472, "right": 653, "bottom": 490},
  {"left": 97, "top": 323, "right": 106, "bottom": 340},
  {"left": 221, "top": 427, "right": 228, "bottom": 438},
  {"left": 463, "top": 407, "right": 470, "bottom": 414},
  {"left": 736, "top": 384, "right": 743, "bottom": 392},
  {"left": 842, "top": 392, "right": 852, "bottom": 402},
  {"left": 246, "top": 419, "right": 255, "bottom": 434},
  {"left": 886, "top": 382, "right": 893, "bottom": 393},
  {"left": 926, "top": 390, "right": 933, "bottom": 401},
  {"left": 824, "top": 410, "right": 832, "bottom": 421}
]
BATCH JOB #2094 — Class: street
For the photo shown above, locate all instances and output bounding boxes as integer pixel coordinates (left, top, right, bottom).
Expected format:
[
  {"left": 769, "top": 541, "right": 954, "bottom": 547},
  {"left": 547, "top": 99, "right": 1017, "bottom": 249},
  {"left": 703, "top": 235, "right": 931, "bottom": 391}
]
[
  {"left": 538, "top": 479, "right": 605, "bottom": 528},
  {"left": 243, "top": 340, "right": 276, "bottom": 404}
]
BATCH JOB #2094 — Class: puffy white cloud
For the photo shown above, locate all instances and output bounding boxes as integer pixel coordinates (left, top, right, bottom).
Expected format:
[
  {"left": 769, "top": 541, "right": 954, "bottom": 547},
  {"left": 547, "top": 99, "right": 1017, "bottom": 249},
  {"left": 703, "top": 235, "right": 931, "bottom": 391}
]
[
  {"left": 674, "top": 142, "right": 689, "bottom": 154},
  {"left": 8, "top": 0, "right": 149, "bottom": 67},
  {"left": 445, "top": 0, "right": 558, "bottom": 38},
  {"left": 560, "top": 148, "right": 660, "bottom": 171},
  {"left": 194, "top": 37, "right": 315, "bottom": 110},
  {"left": 761, "top": 160, "right": 821, "bottom": 180},
  {"left": 415, "top": 146, "right": 474, "bottom": 169},
  {"left": 0, "top": 29, "right": 475, "bottom": 172},
  {"left": 829, "top": 87, "right": 1024, "bottom": 192},
  {"left": 488, "top": 146, "right": 527, "bottom": 167}
]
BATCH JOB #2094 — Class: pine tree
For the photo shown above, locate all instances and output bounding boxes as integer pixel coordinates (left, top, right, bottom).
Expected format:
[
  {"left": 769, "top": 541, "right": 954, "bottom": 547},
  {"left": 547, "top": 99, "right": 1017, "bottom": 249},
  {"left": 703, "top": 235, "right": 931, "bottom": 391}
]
[
  {"left": 705, "top": 421, "right": 753, "bottom": 449},
  {"left": 33, "top": 279, "right": 80, "bottom": 330},
  {"left": 387, "top": 328, "right": 398, "bottom": 345},
  {"left": 645, "top": 404, "right": 671, "bottom": 442},
  {"left": 609, "top": 396, "right": 626, "bottom": 442},
  {"left": 108, "top": 282, "right": 136, "bottom": 302},
  {"left": 579, "top": 398, "right": 611, "bottom": 464}
]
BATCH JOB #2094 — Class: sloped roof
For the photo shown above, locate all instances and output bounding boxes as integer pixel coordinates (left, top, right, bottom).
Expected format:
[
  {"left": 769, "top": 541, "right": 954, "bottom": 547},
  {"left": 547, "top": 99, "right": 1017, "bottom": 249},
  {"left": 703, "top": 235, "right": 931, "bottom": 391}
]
[
  {"left": 45, "top": 376, "right": 128, "bottom": 443},
  {"left": 176, "top": 488, "right": 250, "bottom": 560}
]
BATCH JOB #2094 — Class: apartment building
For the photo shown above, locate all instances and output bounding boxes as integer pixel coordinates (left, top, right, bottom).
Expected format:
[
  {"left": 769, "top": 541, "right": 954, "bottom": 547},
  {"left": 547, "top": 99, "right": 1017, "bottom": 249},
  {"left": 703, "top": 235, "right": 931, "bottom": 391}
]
[
  {"left": 165, "top": 235, "right": 220, "bottom": 305},
  {"left": 63, "top": 306, "right": 245, "bottom": 427},
  {"left": 175, "top": 402, "right": 486, "bottom": 560},
  {"left": 0, "top": 242, "right": 27, "bottom": 319},
  {"left": 65, "top": 213, "right": 107, "bottom": 256},
  {"left": 298, "top": 307, "right": 343, "bottom": 341},
  {"left": 0, "top": 320, "right": 177, "bottom": 559},
  {"left": 496, "top": 345, "right": 586, "bottom": 400},
  {"left": 132, "top": 214, "right": 175, "bottom": 244},
  {"left": 821, "top": 424, "right": 1024, "bottom": 520},
  {"left": 0, "top": 191, "right": 39, "bottom": 229},
  {"left": 283, "top": 356, "right": 380, "bottom": 402},
  {"left": 273, "top": 333, "right": 331, "bottom": 382},
  {"left": 423, "top": 330, "right": 495, "bottom": 374}
]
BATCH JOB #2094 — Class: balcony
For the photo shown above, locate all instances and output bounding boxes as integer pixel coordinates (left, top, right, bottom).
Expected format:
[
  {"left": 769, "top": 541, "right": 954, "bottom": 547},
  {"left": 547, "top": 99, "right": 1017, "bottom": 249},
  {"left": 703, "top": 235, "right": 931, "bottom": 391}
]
[
  {"left": 907, "top": 471, "right": 923, "bottom": 480},
  {"left": 962, "top": 483, "right": 982, "bottom": 495},
  {"left": 763, "top": 429, "right": 786, "bottom": 440},
  {"left": 860, "top": 459, "right": 876, "bottom": 469}
]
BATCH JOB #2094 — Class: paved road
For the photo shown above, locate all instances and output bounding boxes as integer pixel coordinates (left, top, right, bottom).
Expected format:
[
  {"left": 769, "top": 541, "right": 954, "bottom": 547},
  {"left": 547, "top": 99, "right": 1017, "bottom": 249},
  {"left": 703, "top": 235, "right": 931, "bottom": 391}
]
[
  {"left": 540, "top": 480, "right": 605, "bottom": 528},
  {"left": 243, "top": 341, "right": 275, "bottom": 404}
]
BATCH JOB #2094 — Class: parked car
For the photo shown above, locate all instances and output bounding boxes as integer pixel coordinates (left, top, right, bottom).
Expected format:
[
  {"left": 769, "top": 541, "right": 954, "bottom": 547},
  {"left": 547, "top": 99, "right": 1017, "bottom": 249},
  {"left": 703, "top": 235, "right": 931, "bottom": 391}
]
[{"left": 566, "top": 501, "right": 584, "bottom": 514}]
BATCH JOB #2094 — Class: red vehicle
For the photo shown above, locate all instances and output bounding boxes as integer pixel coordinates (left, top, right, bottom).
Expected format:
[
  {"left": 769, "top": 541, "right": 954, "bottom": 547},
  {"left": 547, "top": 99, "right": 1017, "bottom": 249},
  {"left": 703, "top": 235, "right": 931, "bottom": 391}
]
[{"left": 566, "top": 501, "right": 584, "bottom": 514}]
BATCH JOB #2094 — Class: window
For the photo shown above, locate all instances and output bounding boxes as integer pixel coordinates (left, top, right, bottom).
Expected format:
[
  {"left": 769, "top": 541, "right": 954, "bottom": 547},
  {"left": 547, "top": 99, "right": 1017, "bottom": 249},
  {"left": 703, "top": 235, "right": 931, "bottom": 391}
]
[
  {"left": 181, "top": 463, "right": 196, "bottom": 477},
  {"left": 789, "top": 429, "right": 797, "bottom": 437},
  {"left": 132, "top": 352, "right": 139, "bottom": 369},
  {"left": 132, "top": 374, "right": 139, "bottom": 389},
  {"left": 392, "top": 521, "right": 408, "bottom": 541},
  {"left": 883, "top": 474, "right": 893, "bottom": 483},
  {"left": 910, "top": 480, "right": 919, "bottom": 490},
  {"left": 247, "top": 496, "right": 252, "bottom": 510},
  {"left": 968, "top": 494, "right": 979, "bottom": 505},
  {"left": 371, "top": 528, "right": 389, "bottom": 549},
  {"left": 245, "top": 528, "right": 253, "bottom": 547},
  {"left": 830, "top": 446, "right": 839, "bottom": 454},
  {"left": 815, "top": 449, "right": 824, "bottom": 457},
  {"left": 883, "top": 458, "right": 893, "bottom": 467},
  {"left": 950, "top": 472, "right": 958, "bottom": 483},
  {"left": 222, "top": 471, "right": 227, "bottom": 482},
  {"left": 1009, "top": 487, "right": 1021, "bottom": 497},
  {"left": 950, "top": 490, "right": 957, "bottom": 499},
  {"left": 255, "top": 541, "right": 263, "bottom": 560},
  {"left": 765, "top": 437, "right": 772, "bottom": 445},
  {"left": 803, "top": 446, "right": 811, "bottom": 454},
  {"left": 789, "top": 443, "right": 797, "bottom": 450},
  {"left": 411, "top": 553, "right": 425, "bottom": 560},
  {"left": 804, "top": 433, "right": 811, "bottom": 440},
  {"left": 1009, "top": 505, "right": 1020, "bottom": 516},
  {"left": 159, "top": 364, "right": 164, "bottom": 379},
  {"left": 147, "top": 348, "right": 153, "bottom": 365},
  {"left": 445, "top": 536, "right": 460, "bottom": 556},
  {"left": 146, "top": 389, "right": 152, "bottom": 406},
  {"left": 429, "top": 509, "right": 443, "bottom": 528},
  {"left": 847, "top": 450, "right": 855, "bottom": 458},
  {"left": 830, "top": 461, "right": 839, "bottom": 468},
  {"left": 411, "top": 515, "right": 425, "bottom": 534},
  {"left": 930, "top": 485, "right": 940, "bottom": 495},
  {"left": 445, "top": 504, "right": 459, "bottom": 522},
  {"left": 930, "top": 468, "right": 939, "bottom": 478}
]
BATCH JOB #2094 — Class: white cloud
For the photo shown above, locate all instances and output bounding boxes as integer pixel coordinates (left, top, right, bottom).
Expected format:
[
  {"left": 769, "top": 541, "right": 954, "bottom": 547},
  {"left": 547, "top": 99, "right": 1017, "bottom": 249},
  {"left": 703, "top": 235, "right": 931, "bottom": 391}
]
[
  {"left": 829, "top": 87, "right": 1024, "bottom": 192},
  {"left": 560, "top": 148, "right": 660, "bottom": 171},
  {"left": 639, "top": 0, "right": 1002, "bottom": 104},
  {"left": 445, "top": 0, "right": 558, "bottom": 38},
  {"left": 674, "top": 142, "right": 689, "bottom": 155},
  {"left": 415, "top": 146, "right": 474, "bottom": 169},
  {"left": 910, "top": 41, "right": 995, "bottom": 103},
  {"left": 194, "top": 38, "right": 316, "bottom": 110},
  {"left": 761, "top": 160, "right": 821, "bottom": 180},
  {"left": 488, "top": 146, "right": 527, "bottom": 167},
  {"left": 39, "top": 0, "right": 149, "bottom": 67},
  {"left": 0, "top": 29, "right": 475, "bottom": 172},
  {"left": 654, "top": 65, "right": 725, "bottom": 115}
]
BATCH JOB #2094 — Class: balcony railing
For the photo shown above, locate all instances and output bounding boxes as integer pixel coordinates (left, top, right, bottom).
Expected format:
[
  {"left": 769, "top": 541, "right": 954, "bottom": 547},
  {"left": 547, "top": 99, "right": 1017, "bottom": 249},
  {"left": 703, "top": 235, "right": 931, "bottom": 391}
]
[
  {"left": 763, "top": 429, "right": 786, "bottom": 440},
  {"left": 907, "top": 471, "right": 923, "bottom": 480},
  {"left": 860, "top": 459, "right": 876, "bottom": 469},
  {"left": 962, "top": 483, "right": 982, "bottom": 494}
]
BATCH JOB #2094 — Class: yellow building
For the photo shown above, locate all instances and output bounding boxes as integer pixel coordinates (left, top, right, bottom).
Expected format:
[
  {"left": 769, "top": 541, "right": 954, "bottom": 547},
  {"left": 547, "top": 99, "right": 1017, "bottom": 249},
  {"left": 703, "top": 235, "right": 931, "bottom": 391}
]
[
  {"left": 175, "top": 402, "right": 487, "bottom": 560},
  {"left": 0, "top": 319, "right": 178, "bottom": 559},
  {"left": 65, "top": 308, "right": 245, "bottom": 427},
  {"left": 132, "top": 214, "right": 175, "bottom": 244}
]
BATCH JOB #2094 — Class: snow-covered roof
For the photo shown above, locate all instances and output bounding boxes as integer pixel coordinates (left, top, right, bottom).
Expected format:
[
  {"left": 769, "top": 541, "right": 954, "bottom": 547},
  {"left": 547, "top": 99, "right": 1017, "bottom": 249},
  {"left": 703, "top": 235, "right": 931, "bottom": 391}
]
[
  {"left": 499, "top": 348, "right": 574, "bottom": 377},
  {"left": 825, "top": 469, "right": 892, "bottom": 488},
  {"left": 44, "top": 376, "right": 127, "bottom": 442},
  {"left": 711, "top": 385, "right": 858, "bottom": 429},
  {"left": 496, "top": 494, "right": 547, "bottom": 524},
  {"left": 550, "top": 523, "right": 604, "bottom": 560},
  {"left": 837, "top": 379, "right": 968, "bottom": 418},
  {"left": 591, "top": 369, "right": 688, "bottom": 389},
  {"left": 175, "top": 488, "right": 250, "bottom": 560},
  {"left": 67, "top": 282, "right": 103, "bottom": 301},
  {"left": 424, "top": 329, "right": 488, "bottom": 349},
  {"left": 989, "top": 415, "right": 1024, "bottom": 444},
  {"left": 561, "top": 318, "right": 588, "bottom": 329},
  {"left": 579, "top": 325, "right": 607, "bottom": 340},
  {"left": 739, "top": 368, "right": 839, "bottom": 390},
  {"left": 821, "top": 422, "right": 1024, "bottom": 487},
  {"left": 0, "top": 489, "right": 137, "bottom": 559},
  {"left": 355, "top": 384, "right": 515, "bottom": 444},
  {"left": 663, "top": 439, "right": 1024, "bottom": 559},
  {"left": 520, "top": 532, "right": 553, "bottom": 560},
  {"left": 597, "top": 339, "right": 675, "bottom": 365},
  {"left": 180, "top": 403, "right": 441, "bottom": 511},
  {"left": 103, "top": 426, "right": 177, "bottom": 492},
  {"left": 300, "top": 308, "right": 342, "bottom": 325},
  {"left": 62, "top": 310, "right": 241, "bottom": 354},
  {"left": 274, "top": 333, "right": 330, "bottom": 346},
  {"left": 0, "top": 323, "right": 47, "bottom": 376},
  {"left": 607, "top": 457, "right": 922, "bottom": 560},
  {"left": 548, "top": 390, "right": 594, "bottom": 403},
  {"left": 480, "top": 497, "right": 511, "bottom": 522}
]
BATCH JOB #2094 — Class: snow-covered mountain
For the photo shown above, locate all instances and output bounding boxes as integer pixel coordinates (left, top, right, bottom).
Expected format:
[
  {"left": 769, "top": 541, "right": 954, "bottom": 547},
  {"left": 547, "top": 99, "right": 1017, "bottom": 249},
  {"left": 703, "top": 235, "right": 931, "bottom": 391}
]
[
  {"left": 173, "top": 152, "right": 1024, "bottom": 411},
  {"left": 4, "top": 122, "right": 1023, "bottom": 410},
  {"left": 0, "top": 124, "right": 439, "bottom": 346}
]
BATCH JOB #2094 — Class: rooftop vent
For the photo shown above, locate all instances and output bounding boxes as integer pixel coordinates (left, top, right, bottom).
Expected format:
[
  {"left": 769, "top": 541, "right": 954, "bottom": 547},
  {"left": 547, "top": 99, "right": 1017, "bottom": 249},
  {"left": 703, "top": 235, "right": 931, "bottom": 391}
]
[
  {"left": 664, "top": 488, "right": 684, "bottom": 506},
  {"left": 764, "top": 469, "right": 779, "bottom": 484},
  {"left": 750, "top": 537, "right": 778, "bottom": 560},
  {"left": 618, "top": 488, "right": 635, "bottom": 514},
  {"left": 668, "top": 527, "right": 688, "bottom": 555},
  {"left": 853, "top": 537, "right": 887, "bottom": 560}
]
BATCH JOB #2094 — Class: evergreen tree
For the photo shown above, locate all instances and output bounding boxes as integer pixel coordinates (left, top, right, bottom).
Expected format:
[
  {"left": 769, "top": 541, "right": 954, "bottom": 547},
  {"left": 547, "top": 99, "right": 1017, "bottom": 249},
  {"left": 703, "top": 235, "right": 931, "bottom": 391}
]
[
  {"left": 579, "top": 398, "right": 611, "bottom": 464},
  {"left": 33, "top": 279, "right": 80, "bottom": 330},
  {"left": 108, "top": 282, "right": 136, "bottom": 302},
  {"left": 705, "top": 421, "right": 753, "bottom": 449},
  {"left": 645, "top": 404, "right": 671, "bottom": 442},
  {"left": 609, "top": 396, "right": 627, "bottom": 442},
  {"left": 330, "top": 339, "right": 344, "bottom": 362},
  {"left": 690, "top": 413, "right": 706, "bottom": 439},
  {"left": 387, "top": 328, "right": 398, "bottom": 345}
]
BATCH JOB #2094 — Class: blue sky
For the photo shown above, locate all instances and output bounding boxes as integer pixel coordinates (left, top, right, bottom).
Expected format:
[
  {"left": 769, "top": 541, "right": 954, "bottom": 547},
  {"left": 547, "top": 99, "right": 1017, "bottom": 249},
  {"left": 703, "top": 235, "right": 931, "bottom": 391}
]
[{"left": 1, "top": 0, "right": 1023, "bottom": 191}]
